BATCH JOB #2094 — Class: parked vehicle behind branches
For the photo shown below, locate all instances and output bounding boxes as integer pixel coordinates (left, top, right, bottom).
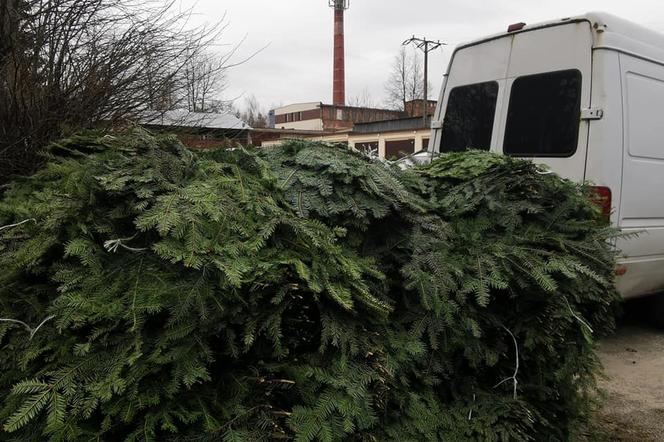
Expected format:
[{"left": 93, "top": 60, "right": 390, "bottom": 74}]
[{"left": 428, "top": 12, "right": 664, "bottom": 302}]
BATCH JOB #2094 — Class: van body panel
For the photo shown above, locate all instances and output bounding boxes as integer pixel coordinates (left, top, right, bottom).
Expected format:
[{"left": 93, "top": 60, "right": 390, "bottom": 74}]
[
  {"left": 446, "top": 38, "right": 512, "bottom": 84},
  {"left": 620, "top": 60, "right": 664, "bottom": 223},
  {"left": 431, "top": 13, "right": 664, "bottom": 299},
  {"left": 613, "top": 54, "right": 664, "bottom": 297},
  {"left": 616, "top": 256, "right": 664, "bottom": 296},
  {"left": 505, "top": 22, "right": 592, "bottom": 78},
  {"left": 618, "top": 229, "right": 664, "bottom": 257},
  {"left": 584, "top": 50, "right": 623, "bottom": 227}
]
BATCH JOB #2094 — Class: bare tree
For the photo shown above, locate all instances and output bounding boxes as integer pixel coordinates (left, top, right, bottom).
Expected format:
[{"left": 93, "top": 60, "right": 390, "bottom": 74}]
[
  {"left": 409, "top": 53, "right": 423, "bottom": 106},
  {"left": 0, "top": 0, "right": 236, "bottom": 183},
  {"left": 235, "top": 95, "right": 267, "bottom": 128},
  {"left": 384, "top": 47, "right": 426, "bottom": 111},
  {"left": 348, "top": 87, "right": 376, "bottom": 108},
  {"left": 182, "top": 51, "right": 228, "bottom": 113}
]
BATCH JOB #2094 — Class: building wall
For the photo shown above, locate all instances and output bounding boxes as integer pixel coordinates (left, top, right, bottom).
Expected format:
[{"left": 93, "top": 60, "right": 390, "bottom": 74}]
[
  {"left": 263, "top": 128, "right": 432, "bottom": 159},
  {"left": 177, "top": 135, "right": 238, "bottom": 150},
  {"left": 274, "top": 109, "right": 322, "bottom": 125},
  {"left": 272, "top": 102, "right": 407, "bottom": 132},
  {"left": 144, "top": 126, "right": 249, "bottom": 149},
  {"left": 249, "top": 128, "right": 334, "bottom": 146},
  {"left": 275, "top": 119, "right": 325, "bottom": 131},
  {"left": 273, "top": 103, "right": 322, "bottom": 130},
  {"left": 320, "top": 105, "right": 405, "bottom": 125},
  {"left": 405, "top": 100, "right": 438, "bottom": 117},
  {"left": 375, "top": 130, "right": 431, "bottom": 158}
]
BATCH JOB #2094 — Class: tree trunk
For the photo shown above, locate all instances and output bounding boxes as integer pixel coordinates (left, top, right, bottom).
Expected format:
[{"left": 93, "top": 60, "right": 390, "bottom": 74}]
[{"left": 0, "top": 0, "right": 20, "bottom": 60}]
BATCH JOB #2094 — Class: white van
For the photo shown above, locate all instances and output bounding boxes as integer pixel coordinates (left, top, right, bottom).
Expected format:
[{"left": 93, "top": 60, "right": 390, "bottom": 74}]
[{"left": 428, "top": 12, "right": 664, "bottom": 299}]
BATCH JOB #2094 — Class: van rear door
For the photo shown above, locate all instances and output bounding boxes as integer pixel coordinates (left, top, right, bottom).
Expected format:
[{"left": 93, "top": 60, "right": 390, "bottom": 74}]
[
  {"left": 434, "top": 21, "right": 594, "bottom": 182},
  {"left": 498, "top": 22, "right": 593, "bottom": 181},
  {"left": 435, "top": 37, "right": 512, "bottom": 154}
]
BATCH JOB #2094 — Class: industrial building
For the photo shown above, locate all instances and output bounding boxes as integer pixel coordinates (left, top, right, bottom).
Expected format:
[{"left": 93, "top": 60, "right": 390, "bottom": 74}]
[
  {"left": 272, "top": 102, "right": 407, "bottom": 131},
  {"left": 263, "top": 116, "right": 431, "bottom": 160},
  {"left": 260, "top": 1, "right": 437, "bottom": 159},
  {"left": 138, "top": 0, "right": 438, "bottom": 159}
]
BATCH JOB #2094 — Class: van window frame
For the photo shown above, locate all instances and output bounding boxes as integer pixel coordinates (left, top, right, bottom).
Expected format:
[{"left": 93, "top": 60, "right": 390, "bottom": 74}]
[
  {"left": 439, "top": 80, "right": 500, "bottom": 153},
  {"left": 502, "top": 68, "right": 583, "bottom": 158}
]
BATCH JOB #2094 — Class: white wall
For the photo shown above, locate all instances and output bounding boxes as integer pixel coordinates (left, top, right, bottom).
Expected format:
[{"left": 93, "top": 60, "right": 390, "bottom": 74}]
[
  {"left": 261, "top": 129, "right": 432, "bottom": 158},
  {"left": 276, "top": 119, "right": 325, "bottom": 131},
  {"left": 273, "top": 102, "right": 321, "bottom": 114}
]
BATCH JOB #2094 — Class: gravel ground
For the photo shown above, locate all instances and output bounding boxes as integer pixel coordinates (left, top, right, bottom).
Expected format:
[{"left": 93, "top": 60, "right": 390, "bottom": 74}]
[{"left": 585, "top": 325, "right": 664, "bottom": 441}]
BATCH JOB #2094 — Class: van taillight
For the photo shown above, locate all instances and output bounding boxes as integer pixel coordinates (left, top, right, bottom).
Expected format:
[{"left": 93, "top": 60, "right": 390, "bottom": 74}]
[{"left": 589, "top": 186, "right": 612, "bottom": 219}]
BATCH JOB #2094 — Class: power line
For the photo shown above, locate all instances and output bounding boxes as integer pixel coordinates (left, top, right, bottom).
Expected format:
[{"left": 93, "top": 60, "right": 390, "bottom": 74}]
[{"left": 403, "top": 36, "right": 446, "bottom": 127}]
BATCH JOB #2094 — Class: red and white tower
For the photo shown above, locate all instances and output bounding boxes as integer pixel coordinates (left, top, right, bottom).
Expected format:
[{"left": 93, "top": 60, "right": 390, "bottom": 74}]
[{"left": 329, "top": 0, "right": 349, "bottom": 106}]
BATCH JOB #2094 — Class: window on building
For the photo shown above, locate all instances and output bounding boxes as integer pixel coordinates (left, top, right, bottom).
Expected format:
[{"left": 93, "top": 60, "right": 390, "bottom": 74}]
[
  {"left": 440, "top": 81, "right": 498, "bottom": 152},
  {"left": 503, "top": 69, "right": 582, "bottom": 157},
  {"left": 422, "top": 138, "right": 430, "bottom": 149},
  {"left": 385, "top": 139, "right": 415, "bottom": 160}
]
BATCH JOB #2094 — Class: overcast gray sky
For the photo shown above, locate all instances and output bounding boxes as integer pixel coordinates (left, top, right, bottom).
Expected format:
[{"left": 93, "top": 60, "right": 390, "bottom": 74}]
[{"left": 191, "top": 0, "right": 664, "bottom": 110}]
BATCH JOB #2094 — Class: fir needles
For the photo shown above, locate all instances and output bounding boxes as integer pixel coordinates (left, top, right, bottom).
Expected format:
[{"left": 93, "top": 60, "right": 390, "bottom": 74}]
[{"left": 0, "top": 131, "right": 620, "bottom": 441}]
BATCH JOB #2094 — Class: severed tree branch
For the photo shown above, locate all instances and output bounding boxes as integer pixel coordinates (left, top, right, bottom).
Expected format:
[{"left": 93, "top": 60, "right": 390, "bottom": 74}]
[
  {"left": 563, "top": 296, "right": 594, "bottom": 334},
  {"left": 0, "top": 218, "right": 36, "bottom": 232},
  {"left": 104, "top": 235, "right": 148, "bottom": 253},
  {"left": 493, "top": 325, "right": 520, "bottom": 400},
  {"left": 0, "top": 315, "right": 56, "bottom": 340}
]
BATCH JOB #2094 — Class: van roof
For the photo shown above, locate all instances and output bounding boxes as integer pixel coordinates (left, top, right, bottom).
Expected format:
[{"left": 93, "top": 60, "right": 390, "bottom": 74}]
[{"left": 457, "top": 12, "right": 664, "bottom": 65}]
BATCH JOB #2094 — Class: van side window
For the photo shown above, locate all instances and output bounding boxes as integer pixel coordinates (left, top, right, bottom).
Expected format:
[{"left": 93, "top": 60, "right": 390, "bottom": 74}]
[
  {"left": 503, "top": 69, "right": 582, "bottom": 157},
  {"left": 440, "top": 81, "right": 498, "bottom": 152}
]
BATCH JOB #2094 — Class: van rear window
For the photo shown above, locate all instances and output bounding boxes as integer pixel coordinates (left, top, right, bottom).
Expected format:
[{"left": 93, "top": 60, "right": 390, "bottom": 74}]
[
  {"left": 440, "top": 81, "right": 498, "bottom": 152},
  {"left": 503, "top": 69, "right": 582, "bottom": 157}
]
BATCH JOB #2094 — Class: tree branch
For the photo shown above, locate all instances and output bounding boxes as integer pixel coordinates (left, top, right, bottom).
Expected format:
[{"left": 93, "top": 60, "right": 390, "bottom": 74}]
[
  {"left": 0, "top": 315, "right": 56, "bottom": 340},
  {"left": 493, "top": 325, "right": 519, "bottom": 399}
]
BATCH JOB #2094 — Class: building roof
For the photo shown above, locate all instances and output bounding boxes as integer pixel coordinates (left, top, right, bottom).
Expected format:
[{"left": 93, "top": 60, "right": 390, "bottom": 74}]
[
  {"left": 273, "top": 101, "right": 405, "bottom": 115},
  {"left": 142, "top": 109, "right": 250, "bottom": 131},
  {"left": 456, "top": 12, "right": 664, "bottom": 65},
  {"left": 353, "top": 117, "right": 429, "bottom": 134},
  {"left": 250, "top": 127, "right": 335, "bottom": 136}
]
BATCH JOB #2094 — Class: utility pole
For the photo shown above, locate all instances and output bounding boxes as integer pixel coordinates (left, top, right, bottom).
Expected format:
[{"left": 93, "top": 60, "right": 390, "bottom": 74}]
[{"left": 403, "top": 36, "right": 446, "bottom": 128}]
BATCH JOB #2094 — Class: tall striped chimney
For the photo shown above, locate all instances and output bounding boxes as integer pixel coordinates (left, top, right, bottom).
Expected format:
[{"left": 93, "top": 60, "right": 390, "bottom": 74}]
[{"left": 330, "top": 0, "right": 348, "bottom": 106}]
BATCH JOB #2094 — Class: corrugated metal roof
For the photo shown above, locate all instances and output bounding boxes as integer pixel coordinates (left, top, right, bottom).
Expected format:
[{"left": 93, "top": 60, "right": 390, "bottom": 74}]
[
  {"left": 142, "top": 109, "right": 250, "bottom": 130},
  {"left": 352, "top": 117, "right": 428, "bottom": 134}
]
